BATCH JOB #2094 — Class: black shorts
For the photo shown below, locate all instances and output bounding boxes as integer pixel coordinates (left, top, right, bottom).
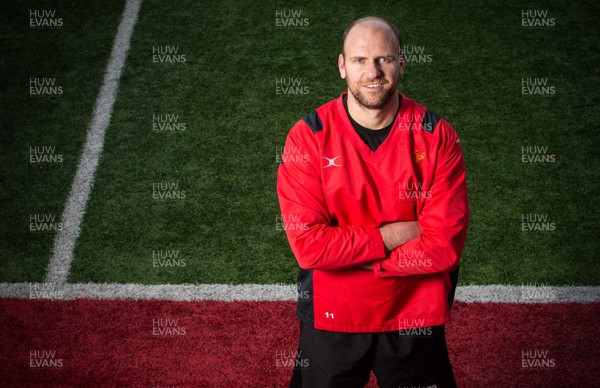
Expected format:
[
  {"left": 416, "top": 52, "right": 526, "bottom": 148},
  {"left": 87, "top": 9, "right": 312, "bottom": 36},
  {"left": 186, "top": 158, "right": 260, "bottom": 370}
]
[{"left": 289, "top": 322, "right": 456, "bottom": 388}]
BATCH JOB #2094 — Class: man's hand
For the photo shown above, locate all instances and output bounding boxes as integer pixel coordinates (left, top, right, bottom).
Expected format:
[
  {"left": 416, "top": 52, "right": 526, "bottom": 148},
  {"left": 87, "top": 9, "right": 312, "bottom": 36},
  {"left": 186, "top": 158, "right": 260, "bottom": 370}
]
[
  {"left": 355, "top": 262, "right": 373, "bottom": 270},
  {"left": 354, "top": 221, "right": 422, "bottom": 271},
  {"left": 379, "top": 221, "right": 422, "bottom": 253}
]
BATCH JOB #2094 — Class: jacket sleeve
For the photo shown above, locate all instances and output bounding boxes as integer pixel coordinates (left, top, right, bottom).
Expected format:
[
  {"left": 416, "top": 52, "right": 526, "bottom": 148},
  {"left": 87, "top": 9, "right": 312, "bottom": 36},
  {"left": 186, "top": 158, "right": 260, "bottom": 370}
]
[
  {"left": 373, "top": 119, "right": 469, "bottom": 277},
  {"left": 277, "top": 121, "right": 386, "bottom": 271}
]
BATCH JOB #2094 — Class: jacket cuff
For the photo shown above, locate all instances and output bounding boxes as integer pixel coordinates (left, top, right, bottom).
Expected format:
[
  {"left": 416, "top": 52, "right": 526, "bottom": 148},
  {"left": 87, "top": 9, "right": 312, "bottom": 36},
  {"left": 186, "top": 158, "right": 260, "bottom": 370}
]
[
  {"left": 373, "top": 256, "right": 410, "bottom": 278},
  {"left": 368, "top": 227, "right": 387, "bottom": 261}
]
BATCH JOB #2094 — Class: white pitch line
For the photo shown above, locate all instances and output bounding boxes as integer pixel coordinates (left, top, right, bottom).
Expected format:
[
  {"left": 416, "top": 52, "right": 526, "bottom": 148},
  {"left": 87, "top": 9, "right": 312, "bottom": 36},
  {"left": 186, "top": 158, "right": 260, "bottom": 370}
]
[
  {"left": 45, "top": 0, "right": 143, "bottom": 286},
  {"left": 1, "top": 283, "right": 598, "bottom": 303},
  {"left": 25, "top": 0, "right": 600, "bottom": 307}
]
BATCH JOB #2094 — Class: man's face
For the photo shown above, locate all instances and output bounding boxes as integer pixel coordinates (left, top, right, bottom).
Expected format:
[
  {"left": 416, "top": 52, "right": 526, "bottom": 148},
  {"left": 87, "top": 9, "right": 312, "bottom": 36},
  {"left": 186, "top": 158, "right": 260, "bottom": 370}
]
[{"left": 338, "top": 23, "right": 404, "bottom": 110}]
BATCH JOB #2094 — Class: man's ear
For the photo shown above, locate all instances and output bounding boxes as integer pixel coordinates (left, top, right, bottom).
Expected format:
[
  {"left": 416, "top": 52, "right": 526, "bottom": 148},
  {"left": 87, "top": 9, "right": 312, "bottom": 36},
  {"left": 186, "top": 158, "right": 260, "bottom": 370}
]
[
  {"left": 398, "top": 51, "right": 406, "bottom": 78},
  {"left": 338, "top": 53, "right": 346, "bottom": 79}
]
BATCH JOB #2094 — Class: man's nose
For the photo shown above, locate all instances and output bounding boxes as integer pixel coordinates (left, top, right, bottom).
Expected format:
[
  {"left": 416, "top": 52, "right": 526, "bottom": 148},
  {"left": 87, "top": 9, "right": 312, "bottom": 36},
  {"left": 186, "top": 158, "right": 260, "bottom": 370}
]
[{"left": 366, "top": 61, "right": 382, "bottom": 79}]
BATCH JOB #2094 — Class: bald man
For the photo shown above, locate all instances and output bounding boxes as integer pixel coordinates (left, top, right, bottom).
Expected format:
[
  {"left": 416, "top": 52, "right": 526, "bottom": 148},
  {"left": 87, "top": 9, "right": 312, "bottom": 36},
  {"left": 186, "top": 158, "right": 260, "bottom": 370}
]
[{"left": 277, "top": 16, "right": 469, "bottom": 387}]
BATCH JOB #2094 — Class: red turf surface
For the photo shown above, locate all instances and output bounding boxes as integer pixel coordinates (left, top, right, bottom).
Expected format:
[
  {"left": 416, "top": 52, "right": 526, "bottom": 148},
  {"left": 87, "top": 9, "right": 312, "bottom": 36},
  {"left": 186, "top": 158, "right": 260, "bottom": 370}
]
[{"left": 0, "top": 299, "right": 598, "bottom": 387}]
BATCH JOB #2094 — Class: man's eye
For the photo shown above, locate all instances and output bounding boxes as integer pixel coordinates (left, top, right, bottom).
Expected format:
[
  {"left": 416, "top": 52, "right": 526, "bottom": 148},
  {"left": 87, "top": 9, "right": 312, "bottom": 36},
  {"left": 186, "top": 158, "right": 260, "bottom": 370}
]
[
  {"left": 379, "top": 57, "right": 391, "bottom": 63},
  {"left": 353, "top": 58, "right": 364, "bottom": 63}
]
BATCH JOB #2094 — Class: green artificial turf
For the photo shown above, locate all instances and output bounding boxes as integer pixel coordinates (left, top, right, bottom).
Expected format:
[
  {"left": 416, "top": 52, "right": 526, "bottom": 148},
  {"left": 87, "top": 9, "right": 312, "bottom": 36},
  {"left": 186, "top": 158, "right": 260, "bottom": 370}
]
[
  {"left": 0, "top": 0, "right": 125, "bottom": 282},
  {"left": 2, "top": 1, "right": 598, "bottom": 285}
]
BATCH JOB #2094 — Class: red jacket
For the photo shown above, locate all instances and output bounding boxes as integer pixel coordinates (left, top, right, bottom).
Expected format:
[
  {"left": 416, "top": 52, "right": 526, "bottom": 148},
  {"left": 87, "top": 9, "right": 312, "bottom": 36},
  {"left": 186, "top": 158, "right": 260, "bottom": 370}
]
[{"left": 277, "top": 92, "right": 469, "bottom": 332}]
